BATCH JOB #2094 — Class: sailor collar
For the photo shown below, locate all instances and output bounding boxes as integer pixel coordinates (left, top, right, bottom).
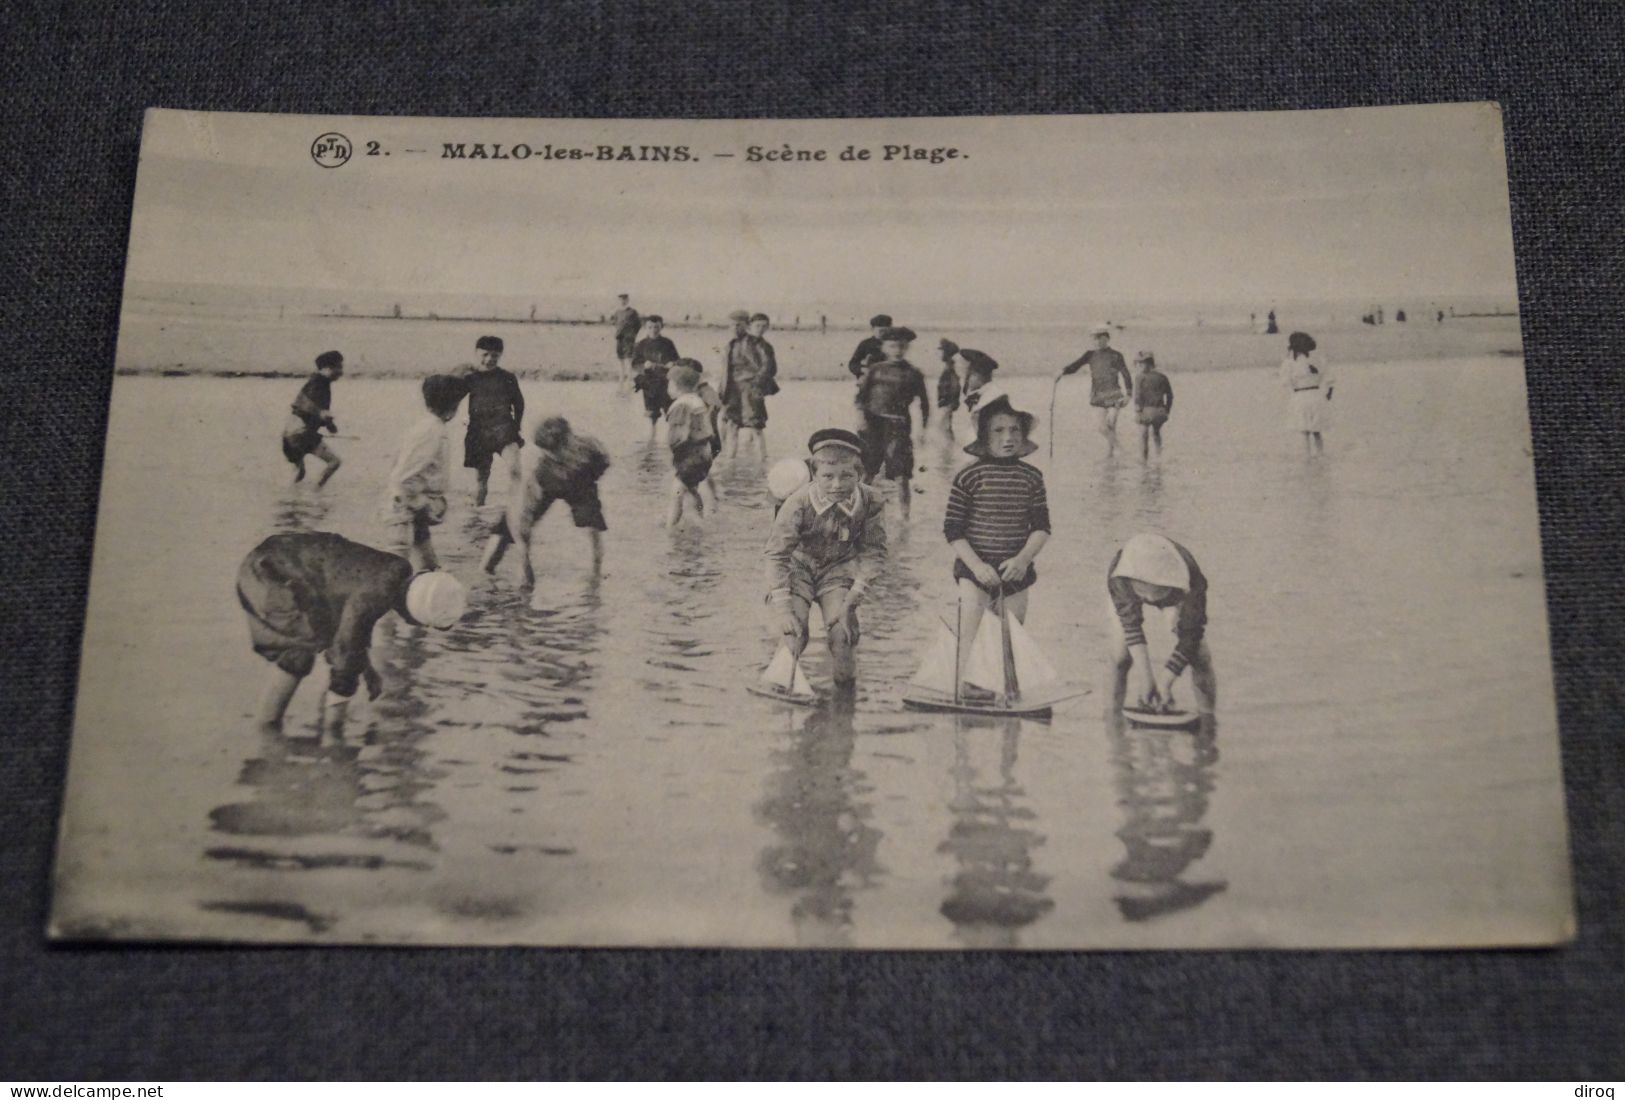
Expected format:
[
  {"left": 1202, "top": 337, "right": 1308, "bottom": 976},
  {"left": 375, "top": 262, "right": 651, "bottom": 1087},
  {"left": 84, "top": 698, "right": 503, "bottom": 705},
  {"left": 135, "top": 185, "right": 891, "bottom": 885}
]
[{"left": 808, "top": 482, "right": 860, "bottom": 518}]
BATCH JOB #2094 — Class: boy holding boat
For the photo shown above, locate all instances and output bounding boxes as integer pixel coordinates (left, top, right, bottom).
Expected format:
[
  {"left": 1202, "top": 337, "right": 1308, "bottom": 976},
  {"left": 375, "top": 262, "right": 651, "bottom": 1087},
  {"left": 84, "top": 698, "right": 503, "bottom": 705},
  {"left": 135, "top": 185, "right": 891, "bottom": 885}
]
[
  {"left": 1106, "top": 532, "right": 1216, "bottom": 715},
  {"left": 763, "top": 429, "right": 890, "bottom": 687},
  {"left": 943, "top": 387, "right": 1051, "bottom": 696}
]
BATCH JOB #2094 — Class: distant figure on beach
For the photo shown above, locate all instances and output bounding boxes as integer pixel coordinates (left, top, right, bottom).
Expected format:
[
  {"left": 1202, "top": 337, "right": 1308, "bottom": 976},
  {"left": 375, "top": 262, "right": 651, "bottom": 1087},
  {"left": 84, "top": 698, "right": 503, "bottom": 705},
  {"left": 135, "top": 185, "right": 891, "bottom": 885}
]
[
  {"left": 848, "top": 314, "right": 892, "bottom": 379},
  {"left": 935, "top": 338, "right": 962, "bottom": 434},
  {"left": 1437, "top": 310, "right": 1445, "bottom": 324},
  {"left": 717, "top": 310, "right": 751, "bottom": 455},
  {"left": 1265, "top": 309, "right": 1278, "bottom": 335},
  {"left": 384, "top": 374, "right": 467, "bottom": 571},
  {"left": 959, "top": 348, "right": 999, "bottom": 412},
  {"left": 461, "top": 335, "right": 525, "bottom": 507},
  {"left": 1058, "top": 322, "right": 1133, "bottom": 455},
  {"left": 1106, "top": 533, "right": 1216, "bottom": 717},
  {"left": 764, "top": 429, "right": 889, "bottom": 688},
  {"left": 237, "top": 531, "right": 467, "bottom": 734},
  {"left": 482, "top": 417, "right": 609, "bottom": 584},
  {"left": 665, "top": 361, "right": 720, "bottom": 526},
  {"left": 1131, "top": 351, "right": 1173, "bottom": 461},
  {"left": 855, "top": 326, "right": 930, "bottom": 518},
  {"left": 610, "top": 293, "right": 641, "bottom": 391},
  {"left": 722, "top": 313, "right": 778, "bottom": 461},
  {"left": 282, "top": 350, "right": 345, "bottom": 487},
  {"left": 944, "top": 388, "right": 1051, "bottom": 697},
  {"left": 631, "top": 314, "right": 679, "bottom": 438},
  {"left": 1279, "top": 330, "right": 1332, "bottom": 456}
]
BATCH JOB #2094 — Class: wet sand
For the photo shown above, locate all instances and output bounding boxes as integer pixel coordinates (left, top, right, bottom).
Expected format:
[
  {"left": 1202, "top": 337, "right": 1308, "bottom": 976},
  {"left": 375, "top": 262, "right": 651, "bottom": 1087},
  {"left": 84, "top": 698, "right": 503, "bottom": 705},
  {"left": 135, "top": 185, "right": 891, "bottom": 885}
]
[{"left": 52, "top": 360, "right": 1571, "bottom": 948}]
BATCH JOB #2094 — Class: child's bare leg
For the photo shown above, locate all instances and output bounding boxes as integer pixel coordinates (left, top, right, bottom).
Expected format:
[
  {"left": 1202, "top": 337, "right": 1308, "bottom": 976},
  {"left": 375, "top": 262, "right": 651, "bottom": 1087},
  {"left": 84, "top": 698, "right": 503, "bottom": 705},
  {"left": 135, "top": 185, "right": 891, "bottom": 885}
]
[
  {"left": 255, "top": 666, "right": 303, "bottom": 730},
  {"left": 1096, "top": 407, "right": 1115, "bottom": 451},
  {"left": 1152, "top": 424, "right": 1163, "bottom": 454},
  {"left": 896, "top": 475, "right": 911, "bottom": 519},
  {"left": 1005, "top": 588, "right": 1030, "bottom": 624},
  {"left": 724, "top": 419, "right": 739, "bottom": 459},
  {"left": 955, "top": 578, "right": 991, "bottom": 684},
  {"left": 409, "top": 517, "right": 440, "bottom": 571},
  {"left": 588, "top": 529, "right": 604, "bottom": 573},
  {"left": 314, "top": 441, "right": 343, "bottom": 487},
  {"left": 1140, "top": 424, "right": 1151, "bottom": 461},
  {"left": 698, "top": 478, "right": 718, "bottom": 514},
  {"left": 817, "top": 588, "right": 857, "bottom": 684},
  {"left": 291, "top": 458, "right": 307, "bottom": 484},
  {"left": 666, "top": 476, "right": 687, "bottom": 527},
  {"left": 475, "top": 465, "right": 491, "bottom": 507},
  {"left": 319, "top": 690, "right": 350, "bottom": 735},
  {"left": 480, "top": 523, "right": 513, "bottom": 573},
  {"left": 500, "top": 442, "right": 522, "bottom": 486},
  {"left": 1311, "top": 431, "right": 1323, "bottom": 455},
  {"left": 1190, "top": 643, "right": 1218, "bottom": 714}
]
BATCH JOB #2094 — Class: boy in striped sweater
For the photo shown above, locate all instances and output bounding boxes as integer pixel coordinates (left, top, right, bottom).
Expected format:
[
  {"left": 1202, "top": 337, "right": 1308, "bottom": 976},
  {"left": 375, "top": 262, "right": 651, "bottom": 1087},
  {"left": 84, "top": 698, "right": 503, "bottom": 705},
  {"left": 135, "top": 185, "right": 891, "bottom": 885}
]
[{"left": 943, "top": 387, "right": 1051, "bottom": 692}]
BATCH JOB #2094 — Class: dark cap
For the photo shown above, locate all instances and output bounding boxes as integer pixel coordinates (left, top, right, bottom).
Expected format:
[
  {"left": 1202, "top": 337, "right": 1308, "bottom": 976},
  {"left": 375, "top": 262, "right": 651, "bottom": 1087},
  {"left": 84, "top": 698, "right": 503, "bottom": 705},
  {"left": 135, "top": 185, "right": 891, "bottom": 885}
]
[
  {"left": 728, "top": 309, "right": 751, "bottom": 323},
  {"left": 315, "top": 350, "right": 344, "bottom": 370},
  {"left": 959, "top": 349, "right": 999, "bottom": 376},
  {"left": 645, "top": 314, "right": 664, "bottom": 325},
  {"left": 475, "top": 335, "right": 504, "bottom": 353},
  {"left": 750, "top": 312, "right": 770, "bottom": 324},
  {"left": 879, "top": 326, "right": 916, "bottom": 344},
  {"left": 869, "top": 314, "right": 893, "bottom": 328},
  {"left": 807, "top": 428, "right": 865, "bottom": 458},
  {"left": 938, "top": 338, "right": 960, "bottom": 359}
]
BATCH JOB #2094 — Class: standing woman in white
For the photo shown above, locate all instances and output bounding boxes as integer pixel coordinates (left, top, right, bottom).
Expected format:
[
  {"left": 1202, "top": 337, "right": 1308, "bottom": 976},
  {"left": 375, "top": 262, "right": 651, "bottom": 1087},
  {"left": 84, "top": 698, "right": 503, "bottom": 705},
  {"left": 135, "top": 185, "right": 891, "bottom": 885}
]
[{"left": 1279, "top": 330, "right": 1334, "bottom": 456}]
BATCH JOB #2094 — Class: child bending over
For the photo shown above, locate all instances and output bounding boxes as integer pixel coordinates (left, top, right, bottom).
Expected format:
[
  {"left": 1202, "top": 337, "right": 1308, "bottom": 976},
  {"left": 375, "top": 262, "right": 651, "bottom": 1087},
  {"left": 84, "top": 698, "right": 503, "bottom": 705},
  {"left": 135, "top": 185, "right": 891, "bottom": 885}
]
[
  {"left": 482, "top": 416, "right": 610, "bottom": 583},
  {"left": 763, "top": 429, "right": 889, "bottom": 686}
]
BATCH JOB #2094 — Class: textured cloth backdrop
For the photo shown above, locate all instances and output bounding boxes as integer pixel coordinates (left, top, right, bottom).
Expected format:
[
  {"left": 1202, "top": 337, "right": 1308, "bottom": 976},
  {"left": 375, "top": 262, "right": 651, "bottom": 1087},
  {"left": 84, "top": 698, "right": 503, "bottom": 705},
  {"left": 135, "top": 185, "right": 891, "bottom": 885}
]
[{"left": 2, "top": 0, "right": 1622, "bottom": 1079}]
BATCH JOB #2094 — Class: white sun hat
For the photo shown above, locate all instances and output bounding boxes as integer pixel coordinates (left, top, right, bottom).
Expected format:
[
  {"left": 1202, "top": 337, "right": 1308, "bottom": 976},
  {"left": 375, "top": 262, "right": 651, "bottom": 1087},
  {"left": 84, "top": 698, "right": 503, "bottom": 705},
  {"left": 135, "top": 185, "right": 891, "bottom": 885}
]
[
  {"left": 406, "top": 571, "right": 468, "bottom": 629},
  {"left": 1110, "top": 533, "right": 1190, "bottom": 591}
]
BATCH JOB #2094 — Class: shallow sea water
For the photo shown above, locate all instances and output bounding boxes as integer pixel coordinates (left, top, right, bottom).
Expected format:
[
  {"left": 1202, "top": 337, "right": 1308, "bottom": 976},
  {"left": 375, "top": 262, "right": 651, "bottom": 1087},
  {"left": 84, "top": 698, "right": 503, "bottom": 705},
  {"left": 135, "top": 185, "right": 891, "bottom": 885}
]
[{"left": 53, "top": 360, "right": 1571, "bottom": 948}]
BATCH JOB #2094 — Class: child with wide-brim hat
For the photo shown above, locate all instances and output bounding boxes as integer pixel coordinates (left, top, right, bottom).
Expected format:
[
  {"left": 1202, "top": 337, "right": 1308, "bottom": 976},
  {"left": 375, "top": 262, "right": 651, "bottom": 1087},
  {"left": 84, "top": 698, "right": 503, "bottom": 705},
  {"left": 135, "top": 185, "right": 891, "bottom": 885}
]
[{"left": 943, "top": 387, "right": 1052, "bottom": 695}]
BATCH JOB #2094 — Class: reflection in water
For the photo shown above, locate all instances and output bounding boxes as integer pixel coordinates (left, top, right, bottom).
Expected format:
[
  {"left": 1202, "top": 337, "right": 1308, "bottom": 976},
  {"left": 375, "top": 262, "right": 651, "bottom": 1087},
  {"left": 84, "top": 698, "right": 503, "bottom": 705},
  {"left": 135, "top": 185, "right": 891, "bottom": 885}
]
[
  {"left": 754, "top": 690, "right": 883, "bottom": 946},
  {"left": 938, "top": 718, "right": 1054, "bottom": 947},
  {"left": 270, "top": 486, "right": 330, "bottom": 534},
  {"left": 1106, "top": 717, "right": 1226, "bottom": 921}
]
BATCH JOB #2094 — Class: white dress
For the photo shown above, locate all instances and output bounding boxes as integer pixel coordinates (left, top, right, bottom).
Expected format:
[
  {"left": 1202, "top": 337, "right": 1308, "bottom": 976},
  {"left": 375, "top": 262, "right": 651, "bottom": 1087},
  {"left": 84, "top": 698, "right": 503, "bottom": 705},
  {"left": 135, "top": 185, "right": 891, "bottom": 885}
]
[{"left": 1279, "top": 355, "right": 1332, "bottom": 433}]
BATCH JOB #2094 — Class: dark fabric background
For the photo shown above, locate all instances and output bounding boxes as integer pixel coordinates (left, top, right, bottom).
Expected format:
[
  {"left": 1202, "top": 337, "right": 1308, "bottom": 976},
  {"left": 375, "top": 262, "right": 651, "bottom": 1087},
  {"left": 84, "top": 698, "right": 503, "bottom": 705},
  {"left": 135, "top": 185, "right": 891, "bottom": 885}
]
[{"left": 2, "top": 0, "right": 1621, "bottom": 1080}]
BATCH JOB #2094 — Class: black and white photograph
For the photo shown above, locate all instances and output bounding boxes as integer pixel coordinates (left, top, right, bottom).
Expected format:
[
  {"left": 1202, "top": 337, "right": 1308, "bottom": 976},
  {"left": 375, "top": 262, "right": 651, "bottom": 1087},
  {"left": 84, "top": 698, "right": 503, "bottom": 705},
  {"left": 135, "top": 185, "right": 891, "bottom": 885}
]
[{"left": 48, "top": 104, "right": 1572, "bottom": 949}]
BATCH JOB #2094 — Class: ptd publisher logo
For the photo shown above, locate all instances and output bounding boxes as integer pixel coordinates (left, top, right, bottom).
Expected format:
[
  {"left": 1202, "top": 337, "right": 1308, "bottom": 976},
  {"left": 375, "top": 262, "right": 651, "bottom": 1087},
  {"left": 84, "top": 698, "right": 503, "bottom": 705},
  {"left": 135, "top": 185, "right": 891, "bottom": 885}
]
[{"left": 311, "top": 132, "right": 352, "bottom": 168}]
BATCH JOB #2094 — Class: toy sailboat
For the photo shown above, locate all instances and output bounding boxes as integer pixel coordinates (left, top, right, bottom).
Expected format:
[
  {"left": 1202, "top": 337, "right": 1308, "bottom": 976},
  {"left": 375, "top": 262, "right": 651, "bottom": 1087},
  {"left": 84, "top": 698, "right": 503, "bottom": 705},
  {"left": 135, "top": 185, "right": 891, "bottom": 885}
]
[
  {"left": 746, "top": 641, "right": 825, "bottom": 706},
  {"left": 902, "top": 594, "right": 1087, "bottom": 718}
]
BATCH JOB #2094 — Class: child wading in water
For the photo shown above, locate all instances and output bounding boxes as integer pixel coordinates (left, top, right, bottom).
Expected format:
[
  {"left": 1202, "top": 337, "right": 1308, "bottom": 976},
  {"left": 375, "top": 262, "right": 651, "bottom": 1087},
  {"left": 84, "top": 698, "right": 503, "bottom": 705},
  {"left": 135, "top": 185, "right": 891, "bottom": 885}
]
[
  {"left": 664, "top": 360, "right": 720, "bottom": 526},
  {"left": 936, "top": 338, "right": 963, "bottom": 436},
  {"left": 236, "top": 531, "right": 467, "bottom": 733},
  {"left": 1279, "top": 330, "right": 1332, "bottom": 456},
  {"left": 764, "top": 429, "right": 889, "bottom": 688},
  {"left": 481, "top": 416, "right": 610, "bottom": 583},
  {"left": 461, "top": 335, "right": 526, "bottom": 506},
  {"left": 1106, "top": 532, "right": 1216, "bottom": 715},
  {"left": 282, "top": 350, "right": 345, "bottom": 486},
  {"left": 1059, "top": 322, "right": 1133, "bottom": 455},
  {"left": 384, "top": 374, "right": 467, "bottom": 571},
  {"left": 631, "top": 314, "right": 679, "bottom": 440},
  {"left": 942, "top": 388, "right": 1051, "bottom": 696},
  {"left": 1132, "top": 351, "right": 1174, "bottom": 461},
  {"left": 855, "top": 325, "right": 930, "bottom": 518}
]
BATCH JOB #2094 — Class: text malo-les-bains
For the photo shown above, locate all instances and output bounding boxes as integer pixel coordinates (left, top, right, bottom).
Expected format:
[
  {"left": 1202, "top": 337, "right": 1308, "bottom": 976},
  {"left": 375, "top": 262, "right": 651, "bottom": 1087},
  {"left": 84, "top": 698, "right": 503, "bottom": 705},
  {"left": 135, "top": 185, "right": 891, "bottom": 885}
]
[{"left": 441, "top": 143, "right": 693, "bottom": 161}]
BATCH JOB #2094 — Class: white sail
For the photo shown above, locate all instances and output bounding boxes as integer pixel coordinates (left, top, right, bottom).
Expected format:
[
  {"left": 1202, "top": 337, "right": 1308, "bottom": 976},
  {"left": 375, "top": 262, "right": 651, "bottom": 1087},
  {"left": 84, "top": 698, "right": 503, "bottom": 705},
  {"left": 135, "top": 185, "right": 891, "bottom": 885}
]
[
  {"left": 760, "top": 643, "right": 796, "bottom": 690},
  {"left": 1007, "top": 614, "right": 1060, "bottom": 689},
  {"left": 908, "top": 623, "right": 961, "bottom": 694},
  {"left": 963, "top": 613, "right": 1009, "bottom": 695},
  {"left": 788, "top": 659, "right": 817, "bottom": 699}
]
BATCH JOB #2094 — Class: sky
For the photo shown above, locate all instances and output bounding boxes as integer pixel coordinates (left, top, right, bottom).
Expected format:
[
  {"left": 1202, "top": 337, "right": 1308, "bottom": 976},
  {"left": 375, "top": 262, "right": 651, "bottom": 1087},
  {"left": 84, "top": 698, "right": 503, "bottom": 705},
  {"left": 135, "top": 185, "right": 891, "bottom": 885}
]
[{"left": 124, "top": 105, "right": 1521, "bottom": 316}]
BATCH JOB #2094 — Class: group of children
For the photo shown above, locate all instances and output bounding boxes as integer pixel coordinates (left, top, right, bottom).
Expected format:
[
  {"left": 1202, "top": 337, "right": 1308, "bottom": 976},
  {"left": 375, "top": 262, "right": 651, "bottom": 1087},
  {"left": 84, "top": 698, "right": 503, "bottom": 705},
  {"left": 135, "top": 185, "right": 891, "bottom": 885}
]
[
  {"left": 765, "top": 379, "right": 1214, "bottom": 716},
  {"left": 249, "top": 318, "right": 1218, "bottom": 736}
]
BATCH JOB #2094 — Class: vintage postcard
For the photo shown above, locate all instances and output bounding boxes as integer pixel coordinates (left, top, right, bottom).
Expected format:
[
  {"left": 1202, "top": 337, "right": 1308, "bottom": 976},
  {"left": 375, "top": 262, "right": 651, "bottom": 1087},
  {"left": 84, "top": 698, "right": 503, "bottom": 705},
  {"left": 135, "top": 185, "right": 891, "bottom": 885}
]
[{"left": 50, "top": 105, "right": 1572, "bottom": 948}]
